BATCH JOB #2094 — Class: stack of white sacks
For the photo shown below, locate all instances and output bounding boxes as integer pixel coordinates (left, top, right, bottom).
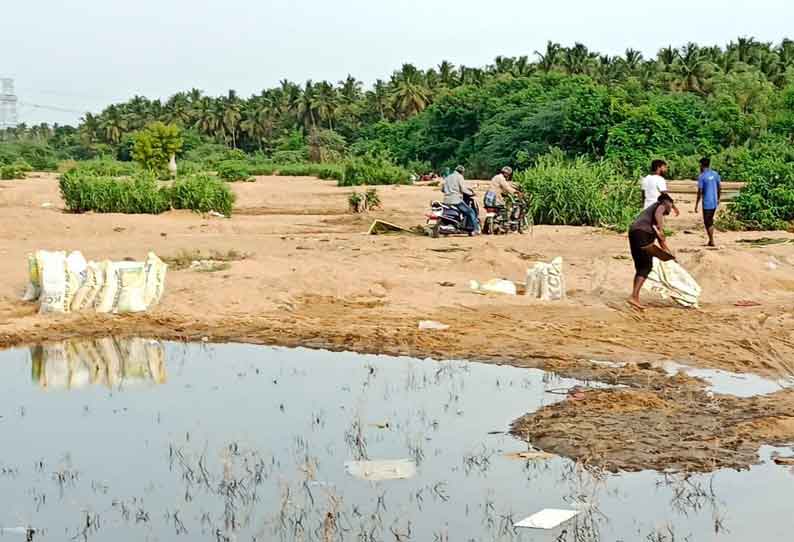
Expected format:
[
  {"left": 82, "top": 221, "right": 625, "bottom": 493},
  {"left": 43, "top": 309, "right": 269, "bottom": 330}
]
[{"left": 23, "top": 250, "right": 167, "bottom": 314}]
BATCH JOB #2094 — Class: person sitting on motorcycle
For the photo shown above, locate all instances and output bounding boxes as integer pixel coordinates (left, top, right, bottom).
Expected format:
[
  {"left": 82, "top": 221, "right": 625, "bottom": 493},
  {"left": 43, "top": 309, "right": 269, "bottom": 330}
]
[
  {"left": 442, "top": 165, "right": 480, "bottom": 235},
  {"left": 484, "top": 166, "right": 519, "bottom": 210}
]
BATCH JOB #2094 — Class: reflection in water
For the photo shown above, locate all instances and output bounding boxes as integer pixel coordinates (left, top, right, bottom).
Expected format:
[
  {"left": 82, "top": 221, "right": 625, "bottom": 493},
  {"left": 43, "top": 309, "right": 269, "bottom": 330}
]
[
  {"left": 0, "top": 342, "right": 790, "bottom": 541},
  {"left": 30, "top": 338, "right": 166, "bottom": 390}
]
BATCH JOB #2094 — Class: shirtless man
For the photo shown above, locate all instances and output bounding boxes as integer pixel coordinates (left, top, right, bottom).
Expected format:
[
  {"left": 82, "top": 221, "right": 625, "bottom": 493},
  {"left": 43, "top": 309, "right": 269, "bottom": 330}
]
[{"left": 627, "top": 193, "right": 676, "bottom": 309}]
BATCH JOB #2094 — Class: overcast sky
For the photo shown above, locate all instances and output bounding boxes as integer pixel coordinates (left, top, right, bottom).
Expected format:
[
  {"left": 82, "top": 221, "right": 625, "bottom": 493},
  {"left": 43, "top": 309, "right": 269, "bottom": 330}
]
[{"left": 3, "top": 0, "right": 793, "bottom": 126}]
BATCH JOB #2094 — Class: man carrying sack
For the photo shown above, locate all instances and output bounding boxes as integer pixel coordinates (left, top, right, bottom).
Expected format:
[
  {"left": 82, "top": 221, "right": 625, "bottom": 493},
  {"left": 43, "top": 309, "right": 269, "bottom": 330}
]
[{"left": 627, "top": 193, "right": 676, "bottom": 310}]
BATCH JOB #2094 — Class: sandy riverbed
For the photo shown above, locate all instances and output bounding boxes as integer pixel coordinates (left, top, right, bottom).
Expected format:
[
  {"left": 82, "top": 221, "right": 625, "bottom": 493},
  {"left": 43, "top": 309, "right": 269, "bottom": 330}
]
[{"left": 2, "top": 173, "right": 794, "bottom": 471}]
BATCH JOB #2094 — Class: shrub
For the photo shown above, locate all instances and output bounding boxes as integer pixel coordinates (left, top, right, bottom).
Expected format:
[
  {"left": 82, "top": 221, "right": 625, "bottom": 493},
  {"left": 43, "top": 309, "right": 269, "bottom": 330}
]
[
  {"left": 169, "top": 174, "right": 235, "bottom": 216},
  {"left": 132, "top": 122, "right": 183, "bottom": 176},
  {"left": 365, "top": 188, "right": 382, "bottom": 210},
  {"left": 173, "top": 159, "right": 204, "bottom": 176},
  {"left": 339, "top": 153, "right": 409, "bottom": 186},
  {"left": 59, "top": 171, "right": 235, "bottom": 216},
  {"left": 515, "top": 150, "right": 639, "bottom": 231},
  {"left": 1, "top": 161, "right": 32, "bottom": 180},
  {"left": 68, "top": 158, "right": 140, "bottom": 177},
  {"left": 271, "top": 149, "right": 308, "bottom": 164},
  {"left": 216, "top": 159, "right": 253, "bottom": 182},
  {"left": 59, "top": 171, "right": 170, "bottom": 214},
  {"left": 274, "top": 162, "right": 344, "bottom": 180}
]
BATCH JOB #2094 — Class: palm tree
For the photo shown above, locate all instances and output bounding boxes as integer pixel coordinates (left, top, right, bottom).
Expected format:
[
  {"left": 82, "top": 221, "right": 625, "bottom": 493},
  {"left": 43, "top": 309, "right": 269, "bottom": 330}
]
[
  {"left": 338, "top": 75, "right": 362, "bottom": 104},
  {"left": 493, "top": 55, "right": 515, "bottom": 74},
  {"left": 222, "top": 94, "right": 242, "bottom": 147},
  {"left": 391, "top": 64, "right": 430, "bottom": 118},
  {"left": 730, "top": 37, "right": 760, "bottom": 65},
  {"left": 367, "top": 79, "right": 391, "bottom": 120},
  {"left": 657, "top": 46, "right": 677, "bottom": 71},
  {"left": 314, "top": 81, "right": 339, "bottom": 129},
  {"left": 624, "top": 49, "right": 643, "bottom": 74},
  {"left": 514, "top": 55, "right": 532, "bottom": 76},
  {"left": 535, "top": 41, "right": 561, "bottom": 73},
  {"left": 438, "top": 61, "right": 456, "bottom": 86},
  {"left": 79, "top": 113, "right": 100, "bottom": 144},
  {"left": 675, "top": 43, "right": 709, "bottom": 93},
  {"left": 164, "top": 92, "right": 192, "bottom": 126},
  {"left": 295, "top": 80, "right": 319, "bottom": 130},
  {"left": 98, "top": 106, "right": 127, "bottom": 144},
  {"left": 562, "top": 43, "right": 595, "bottom": 75},
  {"left": 193, "top": 97, "right": 219, "bottom": 137}
]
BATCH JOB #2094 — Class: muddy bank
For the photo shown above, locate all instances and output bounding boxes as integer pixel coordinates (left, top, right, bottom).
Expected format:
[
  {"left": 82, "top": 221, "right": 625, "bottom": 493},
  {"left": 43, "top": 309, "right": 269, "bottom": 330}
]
[{"left": 512, "top": 386, "right": 794, "bottom": 472}]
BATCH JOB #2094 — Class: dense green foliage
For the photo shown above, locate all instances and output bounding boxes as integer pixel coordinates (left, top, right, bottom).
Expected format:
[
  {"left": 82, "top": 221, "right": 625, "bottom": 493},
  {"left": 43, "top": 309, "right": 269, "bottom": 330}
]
[
  {"left": 169, "top": 174, "right": 235, "bottom": 216},
  {"left": 132, "top": 122, "right": 183, "bottom": 176},
  {"left": 340, "top": 153, "right": 409, "bottom": 186},
  {"left": 4, "top": 37, "right": 794, "bottom": 226},
  {"left": 1, "top": 160, "right": 32, "bottom": 180},
  {"left": 515, "top": 151, "right": 639, "bottom": 231},
  {"left": 60, "top": 171, "right": 234, "bottom": 216},
  {"left": 216, "top": 159, "right": 253, "bottom": 182}
]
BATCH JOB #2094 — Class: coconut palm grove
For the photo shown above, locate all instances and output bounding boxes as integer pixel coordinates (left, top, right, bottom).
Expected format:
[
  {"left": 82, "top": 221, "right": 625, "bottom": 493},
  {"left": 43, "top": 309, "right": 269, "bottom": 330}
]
[{"left": 2, "top": 38, "right": 794, "bottom": 229}]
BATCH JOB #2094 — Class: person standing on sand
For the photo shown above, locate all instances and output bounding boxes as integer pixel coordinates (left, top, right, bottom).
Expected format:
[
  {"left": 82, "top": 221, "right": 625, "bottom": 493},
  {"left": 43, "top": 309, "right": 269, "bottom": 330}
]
[
  {"left": 627, "top": 193, "right": 676, "bottom": 309},
  {"left": 640, "top": 160, "right": 679, "bottom": 215},
  {"left": 694, "top": 157, "right": 722, "bottom": 247}
]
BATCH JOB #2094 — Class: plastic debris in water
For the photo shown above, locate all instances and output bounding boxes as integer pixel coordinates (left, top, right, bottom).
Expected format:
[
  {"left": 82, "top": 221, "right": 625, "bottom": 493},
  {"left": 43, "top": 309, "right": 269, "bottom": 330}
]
[{"left": 514, "top": 509, "right": 579, "bottom": 530}]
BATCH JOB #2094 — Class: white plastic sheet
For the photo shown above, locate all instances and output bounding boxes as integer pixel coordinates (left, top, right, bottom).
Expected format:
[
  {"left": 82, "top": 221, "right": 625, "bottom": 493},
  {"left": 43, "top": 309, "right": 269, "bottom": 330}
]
[
  {"left": 514, "top": 509, "right": 579, "bottom": 530},
  {"left": 344, "top": 459, "right": 416, "bottom": 481}
]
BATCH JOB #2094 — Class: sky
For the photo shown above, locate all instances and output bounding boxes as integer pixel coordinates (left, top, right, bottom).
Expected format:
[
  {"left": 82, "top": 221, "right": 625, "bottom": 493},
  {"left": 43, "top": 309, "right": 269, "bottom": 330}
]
[{"left": 3, "top": 0, "right": 793, "bottom": 126}]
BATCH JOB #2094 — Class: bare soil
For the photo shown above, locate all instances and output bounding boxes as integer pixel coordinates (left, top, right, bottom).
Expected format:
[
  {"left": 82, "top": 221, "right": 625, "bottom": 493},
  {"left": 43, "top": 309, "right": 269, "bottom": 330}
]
[{"left": 2, "top": 173, "right": 794, "bottom": 472}]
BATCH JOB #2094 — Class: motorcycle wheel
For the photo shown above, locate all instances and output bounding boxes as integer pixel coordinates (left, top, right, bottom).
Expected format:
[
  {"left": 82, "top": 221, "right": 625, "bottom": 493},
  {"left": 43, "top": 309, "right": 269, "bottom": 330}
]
[
  {"left": 430, "top": 222, "right": 441, "bottom": 239},
  {"left": 483, "top": 217, "right": 493, "bottom": 235}
]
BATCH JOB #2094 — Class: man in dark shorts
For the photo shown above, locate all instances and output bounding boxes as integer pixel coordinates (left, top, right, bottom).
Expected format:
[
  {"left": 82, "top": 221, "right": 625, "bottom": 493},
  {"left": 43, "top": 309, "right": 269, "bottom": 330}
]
[
  {"left": 695, "top": 157, "right": 722, "bottom": 247},
  {"left": 627, "top": 193, "right": 676, "bottom": 309}
]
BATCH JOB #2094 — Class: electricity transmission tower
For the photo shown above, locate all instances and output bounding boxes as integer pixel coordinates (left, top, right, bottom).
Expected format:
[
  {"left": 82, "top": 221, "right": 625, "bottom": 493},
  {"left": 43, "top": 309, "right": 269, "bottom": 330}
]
[{"left": 0, "top": 78, "right": 19, "bottom": 129}]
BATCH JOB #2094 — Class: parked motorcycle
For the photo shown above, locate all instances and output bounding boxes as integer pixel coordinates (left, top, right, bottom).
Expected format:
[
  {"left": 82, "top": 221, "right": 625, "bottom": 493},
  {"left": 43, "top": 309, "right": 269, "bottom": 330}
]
[
  {"left": 482, "top": 193, "right": 531, "bottom": 235},
  {"left": 426, "top": 193, "right": 480, "bottom": 238}
]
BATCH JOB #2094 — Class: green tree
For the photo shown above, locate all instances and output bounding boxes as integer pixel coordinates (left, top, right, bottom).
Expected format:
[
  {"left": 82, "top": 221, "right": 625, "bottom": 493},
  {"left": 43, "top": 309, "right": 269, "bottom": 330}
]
[{"left": 132, "top": 122, "right": 183, "bottom": 176}]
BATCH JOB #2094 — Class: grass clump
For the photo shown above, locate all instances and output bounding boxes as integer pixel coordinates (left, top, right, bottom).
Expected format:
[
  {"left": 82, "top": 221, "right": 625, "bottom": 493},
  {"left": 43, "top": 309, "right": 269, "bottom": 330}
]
[
  {"left": 348, "top": 188, "right": 382, "bottom": 213},
  {"left": 515, "top": 150, "right": 639, "bottom": 232},
  {"left": 339, "top": 154, "right": 409, "bottom": 186},
  {"left": 1, "top": 161, "right": 32, "bottom": 180},
  {"left": 275, "top": 162, "right": 344, "bottom": 180},
  {"left": 216, "top": 159, "right": 253, "bottom": 182},
  {"left": 66, "top": 158, "right": 140, "bottom": 177},
  {"left": 169, "top": 174, "right": 236, "bottom": 216},
  {"left": 60, "top": 171, "right": 235, "bottom": 216},
  {"left": 59, "top": 171, "right": 170, "bottom": 214}
]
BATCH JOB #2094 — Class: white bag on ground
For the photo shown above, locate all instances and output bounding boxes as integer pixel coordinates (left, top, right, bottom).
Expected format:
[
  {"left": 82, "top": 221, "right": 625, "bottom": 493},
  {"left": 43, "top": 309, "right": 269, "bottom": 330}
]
[
  {"left": 115, "top": 263, "right": 148, "bottom": 313},
  {"left": 643, "top": 258, "right": 702, "bottom": 308},
  {"left": 37, "top": 250, "right": 87, "bottom": 314},
  {"left": 525, "top": 257, "right": 566, "bottom": 301},
  {"left": 70, "top": 262, "right": 105, "bottom": 312},
  {"left": 143, "top": 252, "right": 167, "bottom": 308},
  {"left": 22, "top": 253, "right": 41, "bottom": 301}
]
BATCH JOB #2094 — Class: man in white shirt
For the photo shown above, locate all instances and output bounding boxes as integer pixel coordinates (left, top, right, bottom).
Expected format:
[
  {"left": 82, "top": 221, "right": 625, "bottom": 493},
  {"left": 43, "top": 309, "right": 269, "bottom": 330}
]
[{"left": 640, "top": 160, "right": 679, "bottom": 215}]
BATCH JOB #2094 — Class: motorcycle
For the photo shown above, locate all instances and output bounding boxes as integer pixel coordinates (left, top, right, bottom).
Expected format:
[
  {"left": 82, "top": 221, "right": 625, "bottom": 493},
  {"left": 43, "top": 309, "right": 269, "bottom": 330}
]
[
  {"left": 482, "top": 193, "right": 532, "bottom": 235},
  {"left": 426, "top": 193, "right": 480, "bottom": 238}
]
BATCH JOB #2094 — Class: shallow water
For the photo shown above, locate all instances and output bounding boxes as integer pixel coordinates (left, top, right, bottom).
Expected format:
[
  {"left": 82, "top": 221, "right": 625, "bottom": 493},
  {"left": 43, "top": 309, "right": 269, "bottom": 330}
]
[{"left": 0, "top": 339, "right": 793, "bottom": 541}]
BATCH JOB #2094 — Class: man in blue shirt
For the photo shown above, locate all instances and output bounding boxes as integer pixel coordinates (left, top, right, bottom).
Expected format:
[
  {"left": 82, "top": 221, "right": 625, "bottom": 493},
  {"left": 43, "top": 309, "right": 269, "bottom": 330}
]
[{"left": 695, "top": 157, "right": 721, "bottom": 247}]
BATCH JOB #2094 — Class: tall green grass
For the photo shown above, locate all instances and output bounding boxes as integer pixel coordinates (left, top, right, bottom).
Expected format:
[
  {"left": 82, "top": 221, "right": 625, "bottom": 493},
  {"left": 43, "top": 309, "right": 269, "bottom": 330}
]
[
  {"left": 339, "top": 154, "right": 409, "bottom": 186},
  {"left": 170, "top": 174, "right": 235, "bottom": 216},
  {"left": 515, "top": 151, "right": 639, "bottom": 232},
  {"left": 60, "top": 171, "right": 235, "bottom": 216}
]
